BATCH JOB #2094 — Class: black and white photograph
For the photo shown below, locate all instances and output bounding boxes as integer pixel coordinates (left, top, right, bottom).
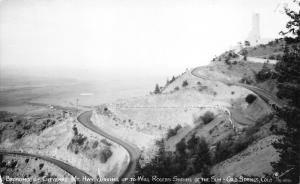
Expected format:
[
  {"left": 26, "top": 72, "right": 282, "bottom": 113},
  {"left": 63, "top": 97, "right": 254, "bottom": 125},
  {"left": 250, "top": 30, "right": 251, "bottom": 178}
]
[{"left": 0, "top": 0, "right": 299, "bottom": 183}]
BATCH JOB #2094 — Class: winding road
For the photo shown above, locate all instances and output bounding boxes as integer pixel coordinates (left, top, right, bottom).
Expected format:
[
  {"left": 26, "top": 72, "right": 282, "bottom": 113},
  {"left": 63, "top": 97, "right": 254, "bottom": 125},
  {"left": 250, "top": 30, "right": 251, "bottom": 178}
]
[
  {"left": 1, "top": 111, "right": 140, "bottom": 184},
  {"left": 0, "top": 150, "right": 92, "bottom": 184},
  {"left": 0, "top": 61, "right": 282, "bottom": 184},
  {"left": 191, "top": 67, "right": 283, "bottom": 109},
  {"left": 77, "top": 111, "right": 141, "bottom": 184}
]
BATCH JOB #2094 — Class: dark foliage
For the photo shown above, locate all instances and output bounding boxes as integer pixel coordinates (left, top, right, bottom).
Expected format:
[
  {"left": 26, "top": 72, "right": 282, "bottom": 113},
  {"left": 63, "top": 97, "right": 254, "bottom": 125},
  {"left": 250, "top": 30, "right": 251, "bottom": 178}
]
[
  {"left": 39, "top": 163, "right": 44, "bottom": 170},
  {"left": 213, "top": 135, "right": 255, "bottom": 164},
  {"left": 200, "top": 111, "right": 215, "bottom": 124},
  {"left": 100, "top": 148, "right": 112, "bottom": 163},
  {"left": 38, "top": 171, "right": 45, "bottom": 177},
  {"left": 25, "top": 158, "right": 29, "bottom": 163},
  {"left": 170, "top": 76, "right": 176, "bottom": 83},
  {"left": 245, "top": 94, "right": 257, "bottom": 104},
  {"left": 240, "top": 49, "right": 248, "bottom": 61},
  {"left": 154, "top": 84, "right": 161, "bottom": 94},
  {"left": 280, "top": 0, "right": 300, "bottom": 41},
  {"left": 271, "top": 2, "right": 300, "bottom": 182},
  {"left": 166, "top": 124, "right": 182, "bottom": 139},
  {"left": 92, "top": 141, "right": 98, "bottom": 149},
  {"left": 16, "top": 120, "right": 22, "bottom": 125},
  {"left": 240, "top": 76, "right": 255, "bottom": 84},
  {"left": 74, "top": 134, "right": 87, "bottom": 146},
  {"left": 182, "top": 80, "right": 189, "bottom": 87},
  {"left": 256, "top": 63, "right": 274, "bottom": 82},
  {"left": 72, "top": 125, "right": 78, "bottom": 136},
  {"left": 135, "top": 137, "right": 214, "bottom": 183}
]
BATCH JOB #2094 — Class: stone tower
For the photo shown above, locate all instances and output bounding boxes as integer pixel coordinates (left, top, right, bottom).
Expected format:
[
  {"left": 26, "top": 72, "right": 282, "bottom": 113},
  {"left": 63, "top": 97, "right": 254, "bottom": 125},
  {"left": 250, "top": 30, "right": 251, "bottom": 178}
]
[{"left": 247, "top": 13, "right": 261, "bottom": 45}]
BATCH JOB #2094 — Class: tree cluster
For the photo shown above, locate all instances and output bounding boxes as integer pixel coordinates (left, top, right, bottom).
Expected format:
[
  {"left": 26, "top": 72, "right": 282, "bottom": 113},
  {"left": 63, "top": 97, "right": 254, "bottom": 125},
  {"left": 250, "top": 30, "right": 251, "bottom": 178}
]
[
  {"left": 135, "top": 136, "right": 214, "bottom": 183},
  {"left": 271, "top": 1, "right": 300, "bottom": 182}
]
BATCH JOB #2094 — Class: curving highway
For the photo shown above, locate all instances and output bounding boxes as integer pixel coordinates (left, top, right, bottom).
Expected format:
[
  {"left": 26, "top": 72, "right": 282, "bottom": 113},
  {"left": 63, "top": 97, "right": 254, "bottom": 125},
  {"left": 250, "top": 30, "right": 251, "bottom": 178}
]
[
  {"left": 77, "top": 111, "right": 141, "bottom": 184},
  {"left": 1, "top": 63, "right": 280, "bottom": 184},
  {"left": 0, "top": 150, "right": 92, "bottom": 184},
  {"left": 191, "top": 67, "right": 283, "bottom": 109},
  {"left": 0, "top": 111, "right": 141, "bottom": 184}
]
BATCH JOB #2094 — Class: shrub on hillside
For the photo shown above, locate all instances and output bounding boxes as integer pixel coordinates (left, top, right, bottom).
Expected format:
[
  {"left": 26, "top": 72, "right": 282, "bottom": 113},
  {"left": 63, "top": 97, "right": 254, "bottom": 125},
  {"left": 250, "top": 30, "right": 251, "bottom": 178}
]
[
  {"left": 75, "top": 134, "right": 87, "bottom": 145},
  {"left": 213, "top": 135, "right": 255, "bottom": 164},
  {"left": 99, "top": 148, "right": 112, "bottom": 163},
  {"left": 182, "top": 80, "right": 188, "bottom": 87},
  {"left": 239, "top": 49, "right": 248, "bottom": 61},
  {"left": 72, "top": 125, "right": 78, "bottom": 136},
  {"left": 255, "top": 63, "right": 275, "bottom": 82},
  {"left": 4, "top": 118, "right": 13, "bottom": 122},
  {"left": 166, "top": 124, "right": 182, "bottom": 139},
  {"left": 200, "top": 111, "right": 215, "bottom": 124},
  {"left": 38, "top": 171, "right": 45, "bottom": 177},
  {"left": 169, "top": 76, "right": 176, "bottom": 84},
  {"left": 136, "top": 137, "right": 213, "bottom": 180},
  {"left": 16, "top": 131, "right": 24, "bottom": 139},
  {"left": 225, "top": 58, "right": 231, "bottom": 65},
  {"left": 154, "top": 84, "right": 161, "bottom": 94},
  {"left": 92, "top": 141, "right": 98, "bottom": 149},
  {"left": 39, "top": 163, "right": 44, "bottom": 170},
  {"left": 245, "top": 94, "right": 257, "bottom": 104},
  {"left": 239, "top": 76, "right": 254, "bottom": 84},
  {"left": 174, "top": 86, "right": 180, "bottom": 91},
  {"left": 269, "top": 55, "right": 276, "bottom": 60}
]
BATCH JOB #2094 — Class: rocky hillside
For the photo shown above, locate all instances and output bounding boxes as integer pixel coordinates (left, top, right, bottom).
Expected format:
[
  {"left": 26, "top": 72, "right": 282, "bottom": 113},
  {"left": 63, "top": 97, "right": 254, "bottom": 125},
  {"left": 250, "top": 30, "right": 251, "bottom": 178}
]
[
  {"left": 0, "top": 154, "right": 75, "bottom": 184},
  {"left": 91, "top": 42, "right": 283, "bottom": 182},
  {"left": 0, "top": 108, "right": 129, "bottom": 179}
]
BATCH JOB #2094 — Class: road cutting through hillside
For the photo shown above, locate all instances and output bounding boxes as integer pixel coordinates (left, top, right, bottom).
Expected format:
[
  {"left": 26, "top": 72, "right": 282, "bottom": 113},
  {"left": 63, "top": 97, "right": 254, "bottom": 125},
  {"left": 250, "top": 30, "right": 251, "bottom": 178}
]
[
  {"left": 77, "top": 111, "right": 141, "bottom": 184},
  {"left": 0, "top": 150, "right": 92, "bottom": 184},
  {"left": 190, "top": 67, "right": 283, "bottom": 109}
]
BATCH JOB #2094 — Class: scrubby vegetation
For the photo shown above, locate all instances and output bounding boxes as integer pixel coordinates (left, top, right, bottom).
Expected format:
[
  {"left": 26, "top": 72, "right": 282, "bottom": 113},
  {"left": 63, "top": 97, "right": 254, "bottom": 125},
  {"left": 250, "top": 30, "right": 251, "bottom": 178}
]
[
  {"left": 68, "top": 125, "right": 88, "bottom": 154},
  {"left": 255, "top": 62, "right": 274, "bottom": 82},
  {"left": 213, "top": 133, "right": 255, "bottom": 164},
  {"left": 99, "top": 148, "right": 112, "bottom": 163},
  {"left": 68, "top": 125, "right": 113, "bottom": 163},
  {"left": 240, "top": 48, "right": 248, "bottom": 61},
  {"left": 245, "top": 94, "right": 257, "bottom": 104},
  {"left": 0, "top": 115, "right": 57, "bottom": 142},
  {"left": 0, "top": 156, "right": 60, "bottom": 184},
  {"left": 166, "top": 124, "right": 182, "bottom": 139},
  {"left": 182, "top": 80, "right": 189, "bottom": 87},
  {"left": 200, "top": 111, "right": 215, "bottom": 124},
  {"left": 153, "top": 84, "right": 161, "bottom": 94},
  {"left": 239, "top": 76, "right": 255, "bottom": 84},
  {"left": 270, "top": 2, "right": 300, "bottom": 182},
  {"left": 220, "top": 50, "right": 239, "bottom": 62},
  {"left": 136, "top": 136, "right": 214, "bottom": 183}
]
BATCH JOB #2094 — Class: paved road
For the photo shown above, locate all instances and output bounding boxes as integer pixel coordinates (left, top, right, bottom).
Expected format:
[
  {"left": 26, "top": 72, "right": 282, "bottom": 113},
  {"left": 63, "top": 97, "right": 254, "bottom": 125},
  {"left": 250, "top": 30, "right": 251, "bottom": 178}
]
[
  {"left": 191, "top": 67, "right": 283, "bottom": 109},
  {"left": 0, "top": 150, "right": 92, "bottom": 184},
  {"left": 77, "top": 111, "right": 141, "bottom": 184},
  {"left": 236, "top": 83, "right": 283, "bottom": 109}
]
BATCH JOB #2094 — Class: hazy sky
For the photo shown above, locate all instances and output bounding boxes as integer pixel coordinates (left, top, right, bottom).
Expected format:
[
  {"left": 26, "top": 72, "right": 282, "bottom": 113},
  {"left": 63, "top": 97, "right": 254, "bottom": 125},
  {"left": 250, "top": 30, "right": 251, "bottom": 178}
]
[{"left": 0, "top": 0, "right": 295, "bottom": 80}]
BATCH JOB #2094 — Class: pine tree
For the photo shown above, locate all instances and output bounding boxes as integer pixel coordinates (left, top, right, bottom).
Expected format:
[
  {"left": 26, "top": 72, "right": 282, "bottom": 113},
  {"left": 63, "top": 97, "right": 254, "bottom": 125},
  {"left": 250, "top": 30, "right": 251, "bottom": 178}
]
[
  {"left": 193, "top": 138, "right": 211, "bottom": 173},
  {"left": 170, "top": 76, "right": 176, "bottom": 83},
  {"left": 154, "top": 84, "right": 161, "bottom": 94},
  {"left": 271, "top": 2, "right": 300, "bottom": 182}
]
